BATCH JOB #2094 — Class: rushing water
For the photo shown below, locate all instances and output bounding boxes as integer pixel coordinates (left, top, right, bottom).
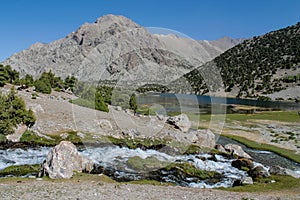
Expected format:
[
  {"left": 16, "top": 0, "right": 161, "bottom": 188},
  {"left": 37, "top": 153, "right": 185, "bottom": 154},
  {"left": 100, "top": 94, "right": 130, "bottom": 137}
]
[{"left": 2, "top": 144, "right": 299, "bottom": 188}]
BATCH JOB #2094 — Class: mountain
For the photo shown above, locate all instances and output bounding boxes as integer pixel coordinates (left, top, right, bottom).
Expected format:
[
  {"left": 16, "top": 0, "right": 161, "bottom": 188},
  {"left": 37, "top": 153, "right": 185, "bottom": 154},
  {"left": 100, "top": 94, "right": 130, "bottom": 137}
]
[
  {"left": 176, "top": 22, "right": 300, "bottom": 100},
  {"left": 2, "top": 14, "right": 241, "bottom": 85}
]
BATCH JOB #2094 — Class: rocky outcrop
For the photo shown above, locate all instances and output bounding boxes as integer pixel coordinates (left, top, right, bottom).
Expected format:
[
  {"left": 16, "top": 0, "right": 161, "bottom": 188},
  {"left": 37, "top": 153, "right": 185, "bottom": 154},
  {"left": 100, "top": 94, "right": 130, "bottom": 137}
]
[
  {"left": 40, "top": 141, "right": 94, "bottom": 179},
  {"left": 2, "top": 14, "right": 240, "bottom": 84},
  {"left": 248, "top": 166, "right": 270, "bottom": 179},
  {"left": 224, "top": 144, "right": 252, "bottom": 159},
  {"left": 269, "top": 165, "right": 300, "bottom": 179},
  {"left": 166, "top": 114, "right": 191, "bottom": 132}
]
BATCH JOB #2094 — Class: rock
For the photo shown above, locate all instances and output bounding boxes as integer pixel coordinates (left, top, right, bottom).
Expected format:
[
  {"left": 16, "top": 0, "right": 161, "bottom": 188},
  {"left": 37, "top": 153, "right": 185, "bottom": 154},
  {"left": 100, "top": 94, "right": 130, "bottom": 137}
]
[
  {"left": 248, "top": 166, "right": 270, "bottom": 179},
  {"left": 156, "top": 114, "right": 167, "bottom": 121},
  {"left": 233, "top": 176, "right": 254, "bottom": 186},
  {"left": 116, "top": 106, "right": 122, "bottom": 111},
  {"left": 215, "top": 144, "right": 227, "bottom": 153},
  {"left": 269, "top": 165, "right": 300, "bottom": 178},
  {"left": 40, "top": 141, "right": 94, "bottom": 179},
  {"left": 77, "top": 132, "right": 85, "bottom": 139},
  {"left": 231, "top": 158, "right": 254, "bottom": 170},
  {"left": 98, "top": 119, "right": 113, "bottom": 130},
  {"left": 167, "top": 114, "right": 191, "bottom": 132},
  {"left": 60, "top": 133, "right": 69, "bottom": 139},
  {"left": 188, "top": 129, "right": 216, "bottom": 148},
  {"left": 6, "top": 124, "right": 28, "bottom": 142},
  {"left": 242, "top": 177, "right": 254, "bottom": 185},
  {"left": 224, "top": 144, "right": 251, "bottom": 159}
]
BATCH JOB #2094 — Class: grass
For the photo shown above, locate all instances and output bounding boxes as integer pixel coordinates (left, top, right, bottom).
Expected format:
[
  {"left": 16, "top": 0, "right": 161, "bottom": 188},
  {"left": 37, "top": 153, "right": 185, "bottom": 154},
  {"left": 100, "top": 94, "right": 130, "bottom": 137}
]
[
  {"left": 163, "top": 162, "right": 220, "bottom": 180},
  {"left": 225, "top": 111, "right": 300, "bottom": 123},
  {"left": 220, "top": 175, "right": 300, "bottom": 193},
  {"left": 0, "top": 134, "right": 7, "bottom": 142},
  {"left": 0, "top": 164, "right": 40, "bottom": 177},
  {"left": 19, "top": 130, "right": 84, "bottom": 146},
  {"left": 223, "top": 134, "right": 300, "bottom": 163},
  {"left": 106, "top": 135, "right": 167, "bottom": 149},
  {"left": 126, "top": 156, "right": 170, "bottom": 171}
]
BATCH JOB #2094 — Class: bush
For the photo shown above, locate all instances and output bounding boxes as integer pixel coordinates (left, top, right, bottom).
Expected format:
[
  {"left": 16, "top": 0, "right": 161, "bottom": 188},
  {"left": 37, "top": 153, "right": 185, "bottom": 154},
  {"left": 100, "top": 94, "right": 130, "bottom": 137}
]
[
  {"left": 0, "top": 87, "right": 36, "bottom": 135},
  {"left": 34, "top": 78, "right": 51, "bottom": 94},
  {"left": 95, "top": 91, "right": 109, "bottom": 112}
]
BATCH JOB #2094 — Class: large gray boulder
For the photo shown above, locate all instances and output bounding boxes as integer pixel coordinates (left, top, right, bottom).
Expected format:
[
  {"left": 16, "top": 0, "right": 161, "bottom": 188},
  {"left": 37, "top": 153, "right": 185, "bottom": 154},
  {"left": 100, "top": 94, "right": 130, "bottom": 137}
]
[
  {"left": 40, "top": 141, "right": 94, "bottom": 179},
  {"left": 187, "top": 129, "right": 216, "bottom": 148},
  {"left": 224, "top": 144, "right": 252, "bottom": 159},
  {"left": 269, "top": 165, "right": 300, "bottom": 178},
  {"left": 167, "top": 114, "right": 191, "bottom": 132}
]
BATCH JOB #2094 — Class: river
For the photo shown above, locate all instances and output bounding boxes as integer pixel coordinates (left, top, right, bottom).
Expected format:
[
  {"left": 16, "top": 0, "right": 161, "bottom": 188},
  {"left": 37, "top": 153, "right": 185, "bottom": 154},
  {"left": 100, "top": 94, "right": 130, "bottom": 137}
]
[{"left": 1, "top": 142, "right": 299, "bottom": 188}]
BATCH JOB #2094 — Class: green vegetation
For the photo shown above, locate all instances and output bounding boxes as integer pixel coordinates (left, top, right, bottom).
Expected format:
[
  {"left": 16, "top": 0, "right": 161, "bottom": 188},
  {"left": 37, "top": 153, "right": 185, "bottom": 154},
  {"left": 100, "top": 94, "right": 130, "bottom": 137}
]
[
  {"left": 223, "top": 134, "right": 300, "bottom": 163},
  {"left": 223, "top": 111, "right": 300, "bottom": 123},
  {"left": 0, "top": 164, "right": 40, "bottom": 177},
  {"left": 163, "top": 162, "right": 220, "bottom": 180},
  {"left": 0, "top": 134, "right": 7, "bottom": 142},
  {"left": 34, "top": 71, "right": 78, "bottom": 94},
  {"left": 178, "top": 22, "right": 300, "bottom": 98},
  {"left": 136, "top": 84, "right": 170, "bottom": 93},
  {"left": 106, "top": 136, "right": 167, "bottom": 149},
  {"left": 127, "top": 156, "right": 169, "bottom": 171},
  {"left": 0, "top": 87, "right": 36, "bottom": 135},
  {"left": 221, "top": 175, "right": 300, "bottom": 193},
  {"left": 19, "top": 130, "right": 85, "bottom": 146},
  {"left": 0, "top": 65, "right": 19, "bottom": 87},
  {"left": 129, "top": 93, "right": 137, "bottom": 113}
]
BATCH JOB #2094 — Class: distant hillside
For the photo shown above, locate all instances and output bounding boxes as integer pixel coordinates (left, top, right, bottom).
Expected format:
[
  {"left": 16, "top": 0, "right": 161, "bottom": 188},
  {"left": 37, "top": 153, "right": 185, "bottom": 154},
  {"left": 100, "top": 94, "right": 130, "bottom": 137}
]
[
  {"left": 1, "top": 15, "right": 241, "bottom": 86},
  {"left": 176, "top": 22, "right": 300, "bottom": 100}
]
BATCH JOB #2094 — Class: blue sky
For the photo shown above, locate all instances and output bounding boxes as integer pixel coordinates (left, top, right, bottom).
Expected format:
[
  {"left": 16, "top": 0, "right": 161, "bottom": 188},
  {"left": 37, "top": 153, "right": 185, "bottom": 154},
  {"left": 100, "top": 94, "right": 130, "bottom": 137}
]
[{"left": 0, "top": 0, "right": 299, "bottom": 61}]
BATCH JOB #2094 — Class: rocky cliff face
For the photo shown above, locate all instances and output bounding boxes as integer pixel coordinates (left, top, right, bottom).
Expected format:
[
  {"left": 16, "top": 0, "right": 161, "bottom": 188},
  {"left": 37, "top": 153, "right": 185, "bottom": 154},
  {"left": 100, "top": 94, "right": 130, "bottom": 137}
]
[{"left": 2, "top": 14, "right": 241, "bottom": 85}]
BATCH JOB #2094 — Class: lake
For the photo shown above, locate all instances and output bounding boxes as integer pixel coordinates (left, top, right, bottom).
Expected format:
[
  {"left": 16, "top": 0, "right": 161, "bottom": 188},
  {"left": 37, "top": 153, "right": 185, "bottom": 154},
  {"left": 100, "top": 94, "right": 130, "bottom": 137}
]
[{"left": 137, "top": 93, "right": 300, "bottom": 114}]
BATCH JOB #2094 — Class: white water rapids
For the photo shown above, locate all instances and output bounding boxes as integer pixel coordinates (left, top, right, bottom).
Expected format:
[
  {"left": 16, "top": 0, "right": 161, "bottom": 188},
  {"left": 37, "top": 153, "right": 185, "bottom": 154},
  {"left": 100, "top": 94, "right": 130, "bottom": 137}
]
[{"left": 0, "top": 145, "right": 295, "bottom": 188}]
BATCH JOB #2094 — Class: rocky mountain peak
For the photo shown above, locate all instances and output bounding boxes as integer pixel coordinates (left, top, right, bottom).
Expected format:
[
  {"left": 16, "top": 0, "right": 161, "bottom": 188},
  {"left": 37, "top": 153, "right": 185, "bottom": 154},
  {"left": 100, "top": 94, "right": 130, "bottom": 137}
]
[{"left": 2, "top": 15, "right": 242, "bottom": 83}]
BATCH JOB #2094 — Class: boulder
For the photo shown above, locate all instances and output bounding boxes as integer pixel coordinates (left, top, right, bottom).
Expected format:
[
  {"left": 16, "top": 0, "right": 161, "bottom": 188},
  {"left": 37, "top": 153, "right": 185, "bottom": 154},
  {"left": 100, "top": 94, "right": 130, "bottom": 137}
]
[
  {"left": 242, "top": 177, "right": 254, "bottom": 185},
  {"left": 40, "top": 141, "right": 94, "bottom": 179},
  {"left": 98, "top": 119, "right": 113, "bottom": 130},
  {"left": 215, "top": 144, "right": 227, "bottom": 154},
  {"left": 232, "top": 177, "right": 253, "bottom": 187},
  {"left": 269, "top": 165, "right": 300, "bottom": 178},
  {"left": 166, "top": 114, "right": 191, "bottom": 132},
  {"left": 231, "top": 158, "right": 254, "bottom": 170},
  {"left": 224, "top": 144, "right": 252, "bottom": 159},
  {"left": 248, "top": 166, "right": 270, "bottom": 179},
  {"left": 188, "top": 129, "right": 216, "bottom": 148}
]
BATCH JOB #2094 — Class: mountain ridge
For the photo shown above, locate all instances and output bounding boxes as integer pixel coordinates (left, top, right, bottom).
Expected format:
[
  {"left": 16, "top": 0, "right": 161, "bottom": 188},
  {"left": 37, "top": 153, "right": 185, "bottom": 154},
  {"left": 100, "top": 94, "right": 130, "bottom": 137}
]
[{"left": 2, "top": 14, "right": 242, "bottom": 84}]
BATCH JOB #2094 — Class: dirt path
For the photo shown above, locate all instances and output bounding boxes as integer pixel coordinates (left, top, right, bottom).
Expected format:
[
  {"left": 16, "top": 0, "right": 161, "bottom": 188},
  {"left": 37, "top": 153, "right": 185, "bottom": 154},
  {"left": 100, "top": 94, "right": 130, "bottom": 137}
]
[{"left": 0, "top": 179, "right": 297, "bottom": 200}]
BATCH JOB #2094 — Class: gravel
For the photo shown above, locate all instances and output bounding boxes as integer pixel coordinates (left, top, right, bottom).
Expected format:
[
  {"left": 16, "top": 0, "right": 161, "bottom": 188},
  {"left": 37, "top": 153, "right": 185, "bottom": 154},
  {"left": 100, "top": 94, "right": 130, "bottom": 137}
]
[{"left": 0, "top": 179, "right": 296, "bottom": 200}]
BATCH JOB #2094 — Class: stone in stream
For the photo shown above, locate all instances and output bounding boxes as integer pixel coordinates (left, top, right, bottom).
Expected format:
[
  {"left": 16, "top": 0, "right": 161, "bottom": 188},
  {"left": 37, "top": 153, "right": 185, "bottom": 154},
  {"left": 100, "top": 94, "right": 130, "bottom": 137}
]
[
  {"left": 39, "top": 141, "right": 94, "bottom": 179},
  {"left": 166, "top": 114, "right": 191, "bottom": 132},
  {"left": 269, "top": 165, "right": 300, "bottom": 178},
  {"left": 224, "top": 144, "right": 252, "bottom": 159},
  {"left": 231, "top": 158, "right": 254, "bottom": 171},
  {"left": 248, "top": 166, "right": 270, "bottom": 179}
]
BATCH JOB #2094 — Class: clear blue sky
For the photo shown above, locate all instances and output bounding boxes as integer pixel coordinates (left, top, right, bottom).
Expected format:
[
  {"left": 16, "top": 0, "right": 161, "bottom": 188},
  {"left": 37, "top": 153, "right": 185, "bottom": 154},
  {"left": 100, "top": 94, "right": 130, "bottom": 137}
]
[{"left": 0, "top": 0, "right": 299, "bottom": 61}]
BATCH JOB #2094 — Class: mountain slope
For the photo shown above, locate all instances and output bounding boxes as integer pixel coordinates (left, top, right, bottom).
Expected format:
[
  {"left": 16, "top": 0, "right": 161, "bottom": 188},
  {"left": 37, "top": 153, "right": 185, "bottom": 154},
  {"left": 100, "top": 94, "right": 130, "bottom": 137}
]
[
  {"left": 176, "top": 22, "right": 300, "bottom": 100},
  {"left": 2, "top": 14, "right": 241, "bottom": 85}
]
